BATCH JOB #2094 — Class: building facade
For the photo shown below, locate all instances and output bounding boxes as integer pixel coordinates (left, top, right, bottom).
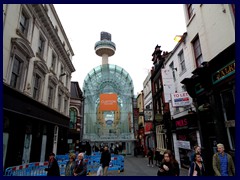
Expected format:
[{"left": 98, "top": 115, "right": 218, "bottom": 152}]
[
  {"left": 180, "top": 4, "right": 235, "bottom": 174},
  {"left": 3, "top": 4, "right": 75, "bottom": 169},
  {"left": 143, "top": 72, "right": 155, "bottom": 151},
  {"left": 150, "top": 45, "right": 173, "bottom": 158},
  {"left": 163, "top": 32, "right": 199, "bottom": 169},
  {"left": 69, "top": 82, "right": 84, "bottom": 153}
]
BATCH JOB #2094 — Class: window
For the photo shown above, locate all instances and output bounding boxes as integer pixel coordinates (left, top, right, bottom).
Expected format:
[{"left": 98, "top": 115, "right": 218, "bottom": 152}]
[
  {"left": 58, "top": 92, "right": 62, "bottom": 111},
  {"left": 192, "top": 37, "right": 203, "bottom": 68},
  {"left": 187, "top": 4, "right": 194, "bottom": 19},
  {"left": 38, "top": 35, "right": 45, "bottom": 57},
  {"left": 33, "top": 74, "right": 41, "bottom": 100},
  {"left": 51, "top": 53, "right": 56, "bottom": 72},
  {"left": 179, "top": 51, "right": 186, "bottom": 73},
  {"left": 156, "top": 125, "right": 167, "bottom": 153},
  {"left": 10, "top": 56, "right": 22, "bottom": 88},
  {"left": 59, "top": 65, "right": 64, "bottom": 82},
  {"left": 19, "top": 10, "right": 29, "bottom": 37},
  {"left": 65, "top": 74, "right": 69, "bottom": 87},
  {"left": 64, "top": 99, "right": 68, "bottom": 114},
  {"left": 69, "top": 108, "right": 77, "bottom": 129},
  {"left": 48, "top": 86, "right": 54, "bottom": 107},
  {"left": 169, "top": 62, "right": 176, "bottom": 81}
]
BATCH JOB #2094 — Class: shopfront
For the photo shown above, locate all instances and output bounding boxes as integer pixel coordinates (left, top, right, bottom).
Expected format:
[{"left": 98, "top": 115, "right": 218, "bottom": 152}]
[
  {"left": 181, "top": 43, "right": 235, "bottom": 175},
  {"left": 172, "top": 113, "right": 198, "bottom": 169}
]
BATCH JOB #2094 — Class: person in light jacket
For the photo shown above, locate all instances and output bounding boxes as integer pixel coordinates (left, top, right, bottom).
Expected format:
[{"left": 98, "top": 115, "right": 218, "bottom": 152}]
[{"left": 212, "top": 143, "right": 235, "bottom": 176}]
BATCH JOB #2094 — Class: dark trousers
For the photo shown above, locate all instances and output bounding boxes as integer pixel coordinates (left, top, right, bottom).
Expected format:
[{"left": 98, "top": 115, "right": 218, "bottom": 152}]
[{"left": 148, "top": 157, "right": 153, "bottom": 165}]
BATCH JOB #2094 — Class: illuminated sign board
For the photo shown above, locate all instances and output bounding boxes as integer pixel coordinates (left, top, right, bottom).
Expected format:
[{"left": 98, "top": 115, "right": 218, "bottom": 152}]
[
  {"left": 212, "top": 61, "right": 235, "bottom": 84},
  {"left": 99, "top": 94, "right": 118, "bottom": 111}
]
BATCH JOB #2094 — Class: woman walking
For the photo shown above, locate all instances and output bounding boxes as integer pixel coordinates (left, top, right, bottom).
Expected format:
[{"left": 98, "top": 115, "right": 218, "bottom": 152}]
[
  {"left": 157, "top": 150, "right": 179, "bottom": 176},
  {"left": 189, "top": 153, "right": 206, "bottom": 176},
  {"left": 65, "top": 153, "right": 76, "bottom": 176}
]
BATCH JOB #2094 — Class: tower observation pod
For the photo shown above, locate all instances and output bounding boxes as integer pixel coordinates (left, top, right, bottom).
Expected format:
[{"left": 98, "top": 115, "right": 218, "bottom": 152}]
[{"left": 94, "top": 32, "right": 116, "bottom": 65}]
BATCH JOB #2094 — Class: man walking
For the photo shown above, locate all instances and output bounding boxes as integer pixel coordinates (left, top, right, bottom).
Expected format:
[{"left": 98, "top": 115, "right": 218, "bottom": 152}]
[
  {"left": 212, "top": 143, "right": 235, "bottom": 176},
  {"left": 100, "top": 146, "right": 111, "bottom": 176}
]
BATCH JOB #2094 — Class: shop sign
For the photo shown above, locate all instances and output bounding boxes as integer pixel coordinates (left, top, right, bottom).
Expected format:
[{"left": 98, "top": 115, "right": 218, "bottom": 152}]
[
  {"left": 155, "top": 113, "right": 163, "bottom": 122},
  {"left": 212, "top": 61, "right": 235, "bottom": 85},
  {"left": 171, "top": 92, "right": 192, "bottom": 107},
  {"left": 144, "top": 122, "right": 153, "bottom": 134},
  {"left": 144, "top": 109, "right": 153, "bottom": 121},
  {"left": 175, "top": 118, "right": 188, "bottom": 130},
  {"left": 177, "top": 140, "right": 191, "bottom": 150},
  {"left": 99, "top": 93, "right": 118, "bottom": 111}
]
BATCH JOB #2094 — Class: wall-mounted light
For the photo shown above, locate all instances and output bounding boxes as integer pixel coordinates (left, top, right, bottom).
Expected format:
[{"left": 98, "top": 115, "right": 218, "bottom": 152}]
[{"left": 174, "top": 35, "right": 182, "bottom": 42}]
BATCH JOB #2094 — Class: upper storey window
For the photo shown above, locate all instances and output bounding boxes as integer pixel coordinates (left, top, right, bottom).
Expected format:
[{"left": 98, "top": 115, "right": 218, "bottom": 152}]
[
  {"left": 192, "top": 36, "right": 203, "bottom": 68},
  {"left": 10, "top": 56, "right": 22, "bottom": 88},
  {"left": 187, "top": 4, "right": 194, "bottom": 19},
  {"left": 38, "top": 35, "right": 45, "bottom": 58},
  {"left": 19, "top": 10, "right": 29, "bottom": 37}
]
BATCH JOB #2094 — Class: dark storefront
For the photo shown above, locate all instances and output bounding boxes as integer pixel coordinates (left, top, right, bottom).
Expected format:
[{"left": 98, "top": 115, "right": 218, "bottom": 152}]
[
  {"left": 172, "top": 113, "right": 198, "bottom": 169},
  {"left": 3, "top": 84, "right": 69, "bottom": 169},
  {"left": 181, "top": 43, "right": 235, "bottom": 175}
]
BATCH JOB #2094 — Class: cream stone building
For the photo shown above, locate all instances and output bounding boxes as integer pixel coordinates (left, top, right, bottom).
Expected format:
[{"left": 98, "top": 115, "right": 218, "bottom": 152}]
[{"left": 3, "top": 4, "right": 75, "bottom": 169}]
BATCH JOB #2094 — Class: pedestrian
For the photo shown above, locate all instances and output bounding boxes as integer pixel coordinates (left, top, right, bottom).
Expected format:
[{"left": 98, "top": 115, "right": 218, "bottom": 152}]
[
  {"left": 147, "top": 148, "right": 154, "bottom": 167},
  {"left": 189, "top": 153, "right": 205, "bottom": 176},
  {"left": 100, "top": 146, "right": 111, "bottom": 176},
  {"left": 45, "top": 152, "right": 60, "bottom": 176},
  {"left": 155, "top": 149, "right": 160, "bottom": 166},
  {"left": 65, "top": 153, "right": 76, "bottom": 176},
  {"left": 134, "top": 146, "right": 138, "bottom": 157},
  {"left": 212, "top": 143, "right": 235, "bottom": 176},
  {"left": 157, "top": 150, "right": 179, "bottom": 176},
  {"left": 73, "top": 153, "right": 87, "bottom": 176},
  {"left": 190, "top": 145, "right": 203, "bottom": 163}
]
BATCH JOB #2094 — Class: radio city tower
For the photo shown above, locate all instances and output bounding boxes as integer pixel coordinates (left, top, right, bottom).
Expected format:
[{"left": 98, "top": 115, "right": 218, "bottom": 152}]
[{"left": 94, "top": 31, "right": 116, "bottom": 65}]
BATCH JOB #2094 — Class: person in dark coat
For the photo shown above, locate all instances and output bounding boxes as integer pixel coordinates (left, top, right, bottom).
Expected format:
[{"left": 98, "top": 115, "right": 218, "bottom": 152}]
[
  {"left": 100, "top": 146, "right": 111, "bottom": 176},
  {"left": 147, "top": 148, "right": 154, "bottom": 167},
  {"left": 157, "top": 150, "right": 179, "bottom": 176},
  {"left": 45, "top": 152, "right": 60, "bottom": 176},
  {"left": 73, "top": 153, "right": 87, "bottom": 176}
]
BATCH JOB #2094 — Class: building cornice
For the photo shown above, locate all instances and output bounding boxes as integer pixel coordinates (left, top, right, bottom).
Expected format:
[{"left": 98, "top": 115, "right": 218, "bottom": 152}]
[{"left": 30, "top": 4, "right": 75, "bottom": 72}]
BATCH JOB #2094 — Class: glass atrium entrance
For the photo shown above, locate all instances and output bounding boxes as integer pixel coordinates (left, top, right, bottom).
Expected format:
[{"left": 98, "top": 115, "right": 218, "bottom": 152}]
[{"left": 82, "top": 64, "right": 135, "bottom": 154}]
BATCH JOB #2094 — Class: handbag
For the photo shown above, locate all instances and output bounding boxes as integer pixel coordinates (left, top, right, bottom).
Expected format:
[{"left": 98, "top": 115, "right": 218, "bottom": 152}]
[
  {"left": 97, "top": 166, "right": 103, "bottom": 176},
  {"left": 188, "top": 162, "right": 198, "bottom": 176}
]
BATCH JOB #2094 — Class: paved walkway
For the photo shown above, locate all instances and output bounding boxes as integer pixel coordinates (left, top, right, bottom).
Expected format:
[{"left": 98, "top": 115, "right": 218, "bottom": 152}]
[{"left": 89, "top": 155, "right": 189, "bottom": 176}]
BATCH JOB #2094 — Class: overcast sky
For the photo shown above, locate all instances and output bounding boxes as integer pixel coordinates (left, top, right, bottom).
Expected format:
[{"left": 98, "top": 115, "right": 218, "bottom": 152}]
[{"left": 54, "top": 4, "right": 187, "bottom": 95}]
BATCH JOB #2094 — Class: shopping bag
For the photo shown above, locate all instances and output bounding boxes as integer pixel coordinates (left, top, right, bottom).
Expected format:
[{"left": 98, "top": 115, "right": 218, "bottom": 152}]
[{"left": 97, "top": 166, "right": 103, "bottom": 176}]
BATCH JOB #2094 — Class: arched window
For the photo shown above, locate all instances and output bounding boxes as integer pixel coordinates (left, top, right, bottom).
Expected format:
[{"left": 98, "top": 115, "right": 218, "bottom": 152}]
[{"left": 69, "top": 108, "right": 77, "bottom": 129}]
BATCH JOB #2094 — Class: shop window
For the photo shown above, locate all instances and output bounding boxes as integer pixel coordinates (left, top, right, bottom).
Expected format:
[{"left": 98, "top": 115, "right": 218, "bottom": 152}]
[
  {"left": 220, "top": 89, "right": 235, "bottom": 150},
  {"left": 69, "top": 108, "right": 77, "bottom": 129},
  {"left": 156, "top": 125, "right": 167, "bottom": 153}
]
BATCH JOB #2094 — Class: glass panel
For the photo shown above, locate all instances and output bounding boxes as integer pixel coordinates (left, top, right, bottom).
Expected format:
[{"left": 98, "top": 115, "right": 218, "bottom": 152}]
[{"left": 83, "top": 64, "right": 134, "bottom": 141}]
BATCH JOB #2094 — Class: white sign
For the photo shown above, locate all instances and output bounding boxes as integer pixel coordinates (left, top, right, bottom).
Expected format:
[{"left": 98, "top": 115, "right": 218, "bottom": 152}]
[
  {"left": 161, "top": 69, "right": 175, "bottom": 103},
  {"left": 171, "top": 92, "right": 192, "bottom": 107},
  {"left": 177, "top": 140, "right": 191, "bottom": 150}
]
